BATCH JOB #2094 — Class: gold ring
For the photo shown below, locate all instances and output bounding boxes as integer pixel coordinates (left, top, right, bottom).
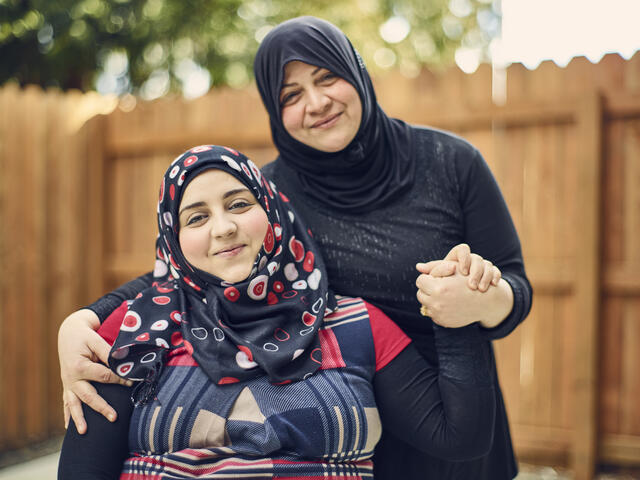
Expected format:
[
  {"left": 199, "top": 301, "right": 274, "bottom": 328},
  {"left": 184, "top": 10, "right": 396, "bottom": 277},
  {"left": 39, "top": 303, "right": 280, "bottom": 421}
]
[{"left": 420, "top": 305, "right": 430, "bottom": 317}]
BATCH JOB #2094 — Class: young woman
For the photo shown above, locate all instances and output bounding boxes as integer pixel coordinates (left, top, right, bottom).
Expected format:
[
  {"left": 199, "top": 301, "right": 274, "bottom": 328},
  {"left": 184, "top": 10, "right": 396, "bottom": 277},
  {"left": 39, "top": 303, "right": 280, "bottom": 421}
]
[
  {"left": 58, "top": 146, "right": 496, "bottom": 479},
  {"left": 58, "top": 16, "right": 532, "bottom": 480}
]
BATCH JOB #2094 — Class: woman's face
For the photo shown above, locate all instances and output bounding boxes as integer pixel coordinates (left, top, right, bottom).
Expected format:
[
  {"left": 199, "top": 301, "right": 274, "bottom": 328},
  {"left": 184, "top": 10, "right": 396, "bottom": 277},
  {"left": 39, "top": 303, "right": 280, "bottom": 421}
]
[
  {"left": 178, "top": 169, "right": 269, "bottom": 283},
  {"left": 280, "top": 60, "right": 362, "bottom": 152}
]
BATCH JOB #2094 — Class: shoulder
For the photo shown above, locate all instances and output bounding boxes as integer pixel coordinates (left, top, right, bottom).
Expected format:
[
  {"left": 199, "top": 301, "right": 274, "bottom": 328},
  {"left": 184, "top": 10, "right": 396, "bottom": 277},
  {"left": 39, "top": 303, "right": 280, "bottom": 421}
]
[
  {"left": 325, "top": 296, "right": 411, "bottom": 372},
  {"left": 323, "top": 295, "right": 371, "bottom": 327},
  {"left": 409, "top": 124, "right": 482, "bottom": 164},
  {"left": 408, "top": 124, "right": 487, "bottom": 194},
  {"left": 259, "top": 158, "right": 282, "bottom": 180}
]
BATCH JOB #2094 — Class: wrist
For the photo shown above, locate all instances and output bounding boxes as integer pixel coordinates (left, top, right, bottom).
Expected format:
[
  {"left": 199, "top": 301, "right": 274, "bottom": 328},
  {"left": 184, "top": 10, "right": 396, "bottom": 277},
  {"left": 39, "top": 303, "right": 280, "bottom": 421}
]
[{"left": 479, "top": 279, "right": 514, "bottom": 329}]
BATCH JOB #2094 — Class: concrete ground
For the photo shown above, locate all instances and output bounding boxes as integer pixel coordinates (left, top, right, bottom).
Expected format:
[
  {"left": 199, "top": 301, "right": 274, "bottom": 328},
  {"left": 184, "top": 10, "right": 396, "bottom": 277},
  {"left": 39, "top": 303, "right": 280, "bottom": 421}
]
[
  {"left": 0, "top": 452, "right": 59, "bottom": 480},
  {"left": 0, "top": 452, "right": 636, "bottom": 480}
]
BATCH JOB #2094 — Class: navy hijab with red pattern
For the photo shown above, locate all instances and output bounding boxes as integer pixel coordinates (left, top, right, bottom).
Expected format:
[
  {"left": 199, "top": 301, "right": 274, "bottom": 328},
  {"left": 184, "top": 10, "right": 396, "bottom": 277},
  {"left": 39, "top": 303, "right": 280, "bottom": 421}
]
[{"left": 109, "top": 145, "right": 336, "bottom": 401}]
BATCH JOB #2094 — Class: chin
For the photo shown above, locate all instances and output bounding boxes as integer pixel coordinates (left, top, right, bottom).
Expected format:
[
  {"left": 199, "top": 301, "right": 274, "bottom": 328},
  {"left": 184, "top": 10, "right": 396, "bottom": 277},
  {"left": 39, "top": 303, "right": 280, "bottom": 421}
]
[
  {"left": 220, "top": 268, "right": 253, "bottom": 284},
  {"left": 314, "top": 139, "right": 351, "bottom": 153}
]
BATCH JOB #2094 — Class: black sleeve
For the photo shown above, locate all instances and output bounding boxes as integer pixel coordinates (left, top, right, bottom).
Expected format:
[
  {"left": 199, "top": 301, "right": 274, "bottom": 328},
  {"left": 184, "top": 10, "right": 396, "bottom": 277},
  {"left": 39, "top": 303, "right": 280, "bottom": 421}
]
[
  {"left": 58, "top": 383, "right": 133, "bottom": 480},
  {"left": 85, "top": 272, "right": 154, "bottom": 323},
  {"left": 458, "top": 148, "right": 533, "bottom": 340},
  {"left": 374, "top": 324, "right": 496, "bottom": 462}
]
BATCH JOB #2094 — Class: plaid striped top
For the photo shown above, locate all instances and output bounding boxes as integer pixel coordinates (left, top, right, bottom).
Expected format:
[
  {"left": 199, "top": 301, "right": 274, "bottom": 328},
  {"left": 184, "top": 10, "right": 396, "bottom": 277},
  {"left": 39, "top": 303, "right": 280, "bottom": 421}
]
[{"left": 100, "top": 296, "right": 410, "bottom": 479}]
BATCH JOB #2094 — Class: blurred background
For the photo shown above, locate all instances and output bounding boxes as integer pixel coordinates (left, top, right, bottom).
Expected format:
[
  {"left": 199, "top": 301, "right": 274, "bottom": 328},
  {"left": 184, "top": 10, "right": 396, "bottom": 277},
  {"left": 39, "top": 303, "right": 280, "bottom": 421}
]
[{"left": 0, "top": 0, "right": 639, "bottom": 478}]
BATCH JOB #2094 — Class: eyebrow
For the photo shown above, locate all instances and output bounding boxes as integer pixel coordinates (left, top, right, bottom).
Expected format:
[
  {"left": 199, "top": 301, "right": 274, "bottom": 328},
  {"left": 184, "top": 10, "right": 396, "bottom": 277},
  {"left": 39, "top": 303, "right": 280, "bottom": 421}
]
[
  {"left": 281, "top": 66, "right": 323, "bottom": 89},
  {"left": 178, "top": 188, "right": 251, "bottom": 217},
  {"left": 179, "top": 201, "right": 206, "bottom": 217}
]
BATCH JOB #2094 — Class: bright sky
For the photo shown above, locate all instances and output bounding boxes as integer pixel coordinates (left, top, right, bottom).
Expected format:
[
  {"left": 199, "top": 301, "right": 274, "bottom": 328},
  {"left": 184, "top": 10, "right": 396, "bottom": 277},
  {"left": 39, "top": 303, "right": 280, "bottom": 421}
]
[{"left": 495, "top": 0, "right": 640, "bottom": 69}]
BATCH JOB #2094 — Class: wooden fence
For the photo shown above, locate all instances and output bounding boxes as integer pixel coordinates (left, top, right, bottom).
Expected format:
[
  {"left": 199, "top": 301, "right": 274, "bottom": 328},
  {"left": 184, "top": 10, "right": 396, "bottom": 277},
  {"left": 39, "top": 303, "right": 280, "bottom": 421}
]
[
  {"left": 1, "top": 52, "right": 639, "bottom": 478},
  {"left": 0, "top": 85, "right": 117, "bottom": 450}
]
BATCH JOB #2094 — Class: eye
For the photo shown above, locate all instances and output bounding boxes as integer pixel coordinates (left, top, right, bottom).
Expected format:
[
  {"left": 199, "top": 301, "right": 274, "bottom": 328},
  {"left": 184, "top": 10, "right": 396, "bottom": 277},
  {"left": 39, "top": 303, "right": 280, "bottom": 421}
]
[
  {"left": 229, "top": 199, "right": 253, "bottom": 211},
  {"left": 185, "top": 213, "right": 207, "bottom": 226},
  {"left": 280, "top": 90, "right": 300, "bottom": 107},
  {"left": 320, "top": 72, "right": 337, "bottom": 83}
]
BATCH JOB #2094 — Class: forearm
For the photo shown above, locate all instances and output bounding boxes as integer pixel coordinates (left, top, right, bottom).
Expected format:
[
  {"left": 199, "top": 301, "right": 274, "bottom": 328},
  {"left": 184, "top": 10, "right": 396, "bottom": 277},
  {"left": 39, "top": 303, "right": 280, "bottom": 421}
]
[
  {"left": 86, "top": 272, "right": 154, "bottom": 323},
  {"left": 457, "top": 148, "right": 533, "bottom": 338},
  {"left": 374, "top": 325, "right": 496, "bottom": 461}
]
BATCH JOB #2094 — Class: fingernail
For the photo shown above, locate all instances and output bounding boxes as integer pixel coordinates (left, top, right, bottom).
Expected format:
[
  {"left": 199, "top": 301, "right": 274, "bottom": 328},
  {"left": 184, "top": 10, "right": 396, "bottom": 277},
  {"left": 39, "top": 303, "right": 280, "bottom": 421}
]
[
  {"left": 471, "top": 281, "right": 478, "bottom": 288},
  {"left": 108, "top": 413, "right": 116, "bottom": 422}
]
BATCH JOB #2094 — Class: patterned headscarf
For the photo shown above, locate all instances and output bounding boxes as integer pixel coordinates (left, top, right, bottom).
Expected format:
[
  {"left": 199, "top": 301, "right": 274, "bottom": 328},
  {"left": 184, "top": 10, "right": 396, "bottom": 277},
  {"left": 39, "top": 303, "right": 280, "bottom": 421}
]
[
  {"left": 253, "top": 16, "right": 415, "bottom": 214},
  {"left": 109, "top": 145, "right": 336, "bottom": 403}
]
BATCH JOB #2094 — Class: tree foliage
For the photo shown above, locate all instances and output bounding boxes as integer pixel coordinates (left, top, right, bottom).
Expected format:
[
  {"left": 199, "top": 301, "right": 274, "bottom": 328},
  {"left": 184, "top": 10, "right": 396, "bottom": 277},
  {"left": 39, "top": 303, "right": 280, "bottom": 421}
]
[{"left": 0, "top": 0, "right": 499, "bottom": 96}]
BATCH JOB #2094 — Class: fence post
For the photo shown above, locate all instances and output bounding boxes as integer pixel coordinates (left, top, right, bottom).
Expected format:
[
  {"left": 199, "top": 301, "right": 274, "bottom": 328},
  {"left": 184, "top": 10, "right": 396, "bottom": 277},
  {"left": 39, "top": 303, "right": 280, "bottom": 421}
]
[{"left": 571, "top": 90, "right": 603, "bottom": 479}]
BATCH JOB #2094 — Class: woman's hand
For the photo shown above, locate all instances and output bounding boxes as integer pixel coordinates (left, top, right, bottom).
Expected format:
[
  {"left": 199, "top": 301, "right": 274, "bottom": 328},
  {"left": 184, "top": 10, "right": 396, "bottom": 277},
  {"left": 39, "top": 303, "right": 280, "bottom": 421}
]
[
  {"left": 415, "top": 244, "right": 512, "bottom": 329},
  {"left": 58, "top": 309, "right": 132, "bottom": 434},
  {"left": 416, "top": 243, "right": 501, "bottom": 292},
  {"left": 415, "top": 270, "right": 512, "bottom": 328}
]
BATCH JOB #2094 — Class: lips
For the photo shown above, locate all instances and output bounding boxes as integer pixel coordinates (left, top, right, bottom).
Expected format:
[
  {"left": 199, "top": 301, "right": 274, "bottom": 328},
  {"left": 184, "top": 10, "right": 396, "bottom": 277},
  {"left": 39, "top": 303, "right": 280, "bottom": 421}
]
[
  {"left": 213, "top": 244, "right": 245, "bottom": 257},
  {"left": 311, "top": 112, "right": 342, "bottom": 129}
]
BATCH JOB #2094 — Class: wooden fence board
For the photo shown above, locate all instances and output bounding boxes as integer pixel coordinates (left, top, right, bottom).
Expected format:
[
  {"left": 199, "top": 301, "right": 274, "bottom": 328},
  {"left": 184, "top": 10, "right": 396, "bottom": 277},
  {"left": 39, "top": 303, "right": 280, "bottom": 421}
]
[
  {"left": 600, "top": 297, "right": 624, "bottom": 435},
  {"left": 571, "top": 91, "right": 603, "bottom": 480},
  {"left": 0, "top": 83, "right": 22, "bottom": 449}
]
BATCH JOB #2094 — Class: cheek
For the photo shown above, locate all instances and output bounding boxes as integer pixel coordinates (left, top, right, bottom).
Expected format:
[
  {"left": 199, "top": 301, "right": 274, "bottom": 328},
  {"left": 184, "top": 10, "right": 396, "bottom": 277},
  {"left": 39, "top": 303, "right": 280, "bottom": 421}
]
[
  {"left": 246, "top": 209, "right": 269, "bottom": 245},
  {"left": 351, "top": 93, "right": 363, "bottom": 124},
  {"left": 281, "top": 106, "right": 302, "bottom": 136},
  {"left": 179, "top": 229, "right": 206, "bottom": 263},
  {"left": 339, "top": 84, "right": 362, "bottom": 119}
]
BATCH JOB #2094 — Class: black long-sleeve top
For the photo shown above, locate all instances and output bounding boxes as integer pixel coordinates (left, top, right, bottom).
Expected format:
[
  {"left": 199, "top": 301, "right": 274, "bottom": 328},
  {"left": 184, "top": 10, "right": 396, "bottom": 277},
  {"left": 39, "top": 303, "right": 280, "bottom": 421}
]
[{"left": 86, "top": 127, "right": 532, "bottom": 479}]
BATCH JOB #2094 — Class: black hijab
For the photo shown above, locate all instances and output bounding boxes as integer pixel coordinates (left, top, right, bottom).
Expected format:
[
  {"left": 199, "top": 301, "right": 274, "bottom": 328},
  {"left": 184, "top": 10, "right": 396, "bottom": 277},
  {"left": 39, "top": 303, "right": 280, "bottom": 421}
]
[{"left": 254, "top": 16, "right": 415, "bottom": 214}]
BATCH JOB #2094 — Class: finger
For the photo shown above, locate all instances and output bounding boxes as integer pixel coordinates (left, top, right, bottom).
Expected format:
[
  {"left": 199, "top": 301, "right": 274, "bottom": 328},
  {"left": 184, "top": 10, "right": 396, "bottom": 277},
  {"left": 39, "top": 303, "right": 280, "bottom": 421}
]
[
  {"left": 74, "top": 381, "right": 118, "bottom": 423},
  {"left": 491, "top": 266, "right": 502, "bottom": 286},
  {"left": 84, "top": 361, "right": 133, "bottom": 387},
  {"left": 445, "top": 243, "right": 471, "bottom": 275},
  {"left": 477, "top": 260, "right": 495, "bottom": 292},
  {"left": 416, "top": 289, "right": 431, "bottom": 309},
  {"left": 64, "top": 391, "right": 86, "bottom": 434},
  {"left": 88, "top": 333, "right": 114, "bottom": 365},
  {"left": 415, "top": 274, "right": 434, "bottom": 294},
  {"left": 63, "top": 403, "right": 70, "bottom": 430},
  {"left": 416, "top": 260, "right": 440, "bottom": 274},
  {"left": 428, "top": 261, "right": 457, "bottom": 278},
  {"left": 467, "top": 254, "right": 485, "bottom": 289}
]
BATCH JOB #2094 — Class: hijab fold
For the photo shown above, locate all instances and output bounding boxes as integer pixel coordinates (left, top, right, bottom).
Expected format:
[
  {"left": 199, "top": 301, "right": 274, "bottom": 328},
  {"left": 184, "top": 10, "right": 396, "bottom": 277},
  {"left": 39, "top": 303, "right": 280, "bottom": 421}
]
[
  {"left": 109, "top": 146, "right": 336, "bottom": 401},
  {"left": 254, "top": 16, "right": 415, "bottom": 214}
]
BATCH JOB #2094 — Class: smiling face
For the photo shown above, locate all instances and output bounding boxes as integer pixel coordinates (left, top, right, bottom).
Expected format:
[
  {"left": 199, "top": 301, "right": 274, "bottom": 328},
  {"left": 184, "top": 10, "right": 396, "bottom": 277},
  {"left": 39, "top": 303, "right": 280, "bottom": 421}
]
[
  {"left": 178, "top": 169, "right": 269, "bottom": 283},
  {"left": 279, "top": 60, "right": 362, "bottom": 152}
]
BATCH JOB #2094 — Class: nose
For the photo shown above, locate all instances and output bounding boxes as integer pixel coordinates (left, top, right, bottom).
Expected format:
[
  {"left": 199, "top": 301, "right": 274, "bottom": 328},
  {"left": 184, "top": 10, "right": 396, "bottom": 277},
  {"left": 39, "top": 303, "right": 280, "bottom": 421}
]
[
  {"left": 210, "top": 214, "right": 237, "bottom": 238},
  {"left": 306, "top": 88, "right": 331, "bottom": 114}
]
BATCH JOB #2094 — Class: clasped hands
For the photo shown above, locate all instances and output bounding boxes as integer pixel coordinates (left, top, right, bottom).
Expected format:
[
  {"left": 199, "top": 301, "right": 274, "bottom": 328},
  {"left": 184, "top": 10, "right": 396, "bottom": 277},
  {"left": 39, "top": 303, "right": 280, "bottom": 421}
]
[{"left": 416, "top": 243, "right": 506, "bottom": 329}]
